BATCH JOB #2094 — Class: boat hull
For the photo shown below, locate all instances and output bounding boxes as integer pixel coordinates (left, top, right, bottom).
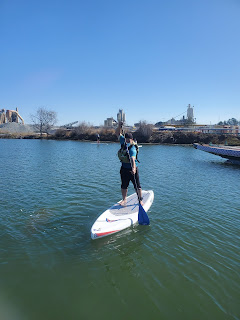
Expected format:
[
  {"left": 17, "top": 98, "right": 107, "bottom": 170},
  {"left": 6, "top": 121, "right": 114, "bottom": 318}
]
[{"left": 193, "top": 143, "right": 240, "bottom": 164}]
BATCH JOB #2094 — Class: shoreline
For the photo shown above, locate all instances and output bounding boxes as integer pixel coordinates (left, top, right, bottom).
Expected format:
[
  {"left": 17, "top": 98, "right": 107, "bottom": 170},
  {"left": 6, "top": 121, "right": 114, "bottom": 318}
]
[
  {"left": 1, "top": 123, "right": 240, "bottom": 145},
  {"left": 1, "top": 131, "right": 240, "bottom": 146}
]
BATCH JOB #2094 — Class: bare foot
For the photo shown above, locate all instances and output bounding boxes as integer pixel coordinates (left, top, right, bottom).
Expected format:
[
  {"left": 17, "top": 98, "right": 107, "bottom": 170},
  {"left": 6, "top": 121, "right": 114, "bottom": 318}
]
[{"left": 119, "top": 200, "right": 127, "bottom": 206}]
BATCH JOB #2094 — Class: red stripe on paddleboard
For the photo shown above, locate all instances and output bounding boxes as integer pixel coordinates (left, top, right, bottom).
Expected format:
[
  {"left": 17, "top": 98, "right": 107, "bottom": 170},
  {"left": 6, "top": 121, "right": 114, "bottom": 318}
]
[
  {"left": 95, "top": 230, "right": 120, "bottom": 237},
  {"left": 106, "top": 218, "right": 119, "bottom": 222}
]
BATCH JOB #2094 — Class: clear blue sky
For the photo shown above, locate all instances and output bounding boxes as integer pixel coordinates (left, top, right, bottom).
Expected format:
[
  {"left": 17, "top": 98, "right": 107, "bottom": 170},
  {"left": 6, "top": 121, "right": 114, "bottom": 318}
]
[{"left": 1, "top": 0, "right": 240, "bottom": 126}]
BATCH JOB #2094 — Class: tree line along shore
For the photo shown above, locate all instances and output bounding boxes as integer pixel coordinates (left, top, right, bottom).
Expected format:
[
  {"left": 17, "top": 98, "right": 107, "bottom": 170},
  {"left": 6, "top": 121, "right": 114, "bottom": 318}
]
[{"left": 1, "top": 123, "right": 240, "bottom": 146}]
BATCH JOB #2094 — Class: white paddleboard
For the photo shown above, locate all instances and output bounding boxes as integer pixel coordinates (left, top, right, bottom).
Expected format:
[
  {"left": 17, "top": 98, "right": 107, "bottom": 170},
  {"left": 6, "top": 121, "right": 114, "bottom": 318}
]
[{"left": 91, "top": 190, "right": 154, "bottom": 240}]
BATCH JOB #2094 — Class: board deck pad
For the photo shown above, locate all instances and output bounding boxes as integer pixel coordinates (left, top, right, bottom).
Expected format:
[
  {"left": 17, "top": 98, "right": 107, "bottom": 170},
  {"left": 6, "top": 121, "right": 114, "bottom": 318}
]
[{"left": 91, "top": 190, "right": 154, "bottom": 239}]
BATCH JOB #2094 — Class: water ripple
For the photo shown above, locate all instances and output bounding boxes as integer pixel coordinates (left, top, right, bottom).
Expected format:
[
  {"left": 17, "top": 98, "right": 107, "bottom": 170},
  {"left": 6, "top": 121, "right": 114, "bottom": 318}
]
[{"left": 0, "top": 140, "right": 239, "bottom": 320}]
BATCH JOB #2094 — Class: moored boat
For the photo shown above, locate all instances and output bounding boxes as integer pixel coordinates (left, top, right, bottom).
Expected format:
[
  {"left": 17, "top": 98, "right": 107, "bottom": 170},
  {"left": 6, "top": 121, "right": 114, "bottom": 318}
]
[{"left": 193, "top": 143, "right": 240, "bottom": 164}]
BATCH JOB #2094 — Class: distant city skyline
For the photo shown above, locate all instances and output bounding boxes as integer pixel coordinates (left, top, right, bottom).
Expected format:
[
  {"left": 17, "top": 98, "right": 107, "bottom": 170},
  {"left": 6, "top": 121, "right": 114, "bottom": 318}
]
[
  {"left": 0, "top": 104, "right": 239, "bottom": 127},
  {"left": 1, "top": 0, "right": 240, "bottom": 126}
]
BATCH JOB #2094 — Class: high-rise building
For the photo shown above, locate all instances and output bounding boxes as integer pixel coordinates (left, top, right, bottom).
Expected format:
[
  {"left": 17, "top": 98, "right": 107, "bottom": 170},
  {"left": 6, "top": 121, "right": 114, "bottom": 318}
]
[
  {"left": 187, "top": 104, "right": 194, "bottom": 121},
  {"left": 117, "top": 109, "right": 126, "bottom": 123}
]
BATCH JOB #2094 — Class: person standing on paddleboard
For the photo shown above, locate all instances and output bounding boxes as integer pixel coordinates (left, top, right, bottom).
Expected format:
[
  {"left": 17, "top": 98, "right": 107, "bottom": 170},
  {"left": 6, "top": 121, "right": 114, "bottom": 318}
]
[{"left": 115, "top": 122, "right": 143, "bottom": 206}]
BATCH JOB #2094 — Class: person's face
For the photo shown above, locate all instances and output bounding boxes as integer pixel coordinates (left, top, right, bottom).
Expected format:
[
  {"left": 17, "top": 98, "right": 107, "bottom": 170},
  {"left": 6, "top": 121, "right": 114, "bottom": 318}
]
[{"left": 126, "top": 138, "right": 132, "bottom": 144}]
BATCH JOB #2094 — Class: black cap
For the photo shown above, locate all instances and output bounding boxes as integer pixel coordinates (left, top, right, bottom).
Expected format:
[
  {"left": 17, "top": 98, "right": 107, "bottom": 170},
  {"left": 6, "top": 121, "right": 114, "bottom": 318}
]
[{"left": 125, "top": 132, "right": 133, "bottom": 139}]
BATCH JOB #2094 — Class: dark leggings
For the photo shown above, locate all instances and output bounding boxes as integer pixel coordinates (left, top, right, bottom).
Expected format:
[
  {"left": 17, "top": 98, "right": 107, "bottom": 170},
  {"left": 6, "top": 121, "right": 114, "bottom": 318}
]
[{"left": 120, "top": 167, "right": 141, "bottom": 190}]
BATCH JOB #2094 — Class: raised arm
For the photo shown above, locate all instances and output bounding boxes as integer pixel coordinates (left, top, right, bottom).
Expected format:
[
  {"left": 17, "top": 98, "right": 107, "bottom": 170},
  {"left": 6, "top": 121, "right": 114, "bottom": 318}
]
[{"left": 115, "top": 121, "right": 123, "bottom": 137}]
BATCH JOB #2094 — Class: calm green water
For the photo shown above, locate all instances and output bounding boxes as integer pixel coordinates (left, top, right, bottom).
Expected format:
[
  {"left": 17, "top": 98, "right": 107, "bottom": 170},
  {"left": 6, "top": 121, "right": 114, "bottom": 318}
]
[{"left": 0, "top": 139, "right": 239, "bottom": 320}]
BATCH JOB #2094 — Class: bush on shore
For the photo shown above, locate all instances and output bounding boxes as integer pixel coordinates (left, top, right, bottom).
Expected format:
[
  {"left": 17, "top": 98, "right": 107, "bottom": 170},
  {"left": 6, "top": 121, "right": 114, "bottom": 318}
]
[
  {"left": 148, "top": 131, "right": 240, "bottom": 145},
  {"left": 54, "top": 123, "right": 118, "bottom": 142},
  {"left": 134, "top": 121, "right": 153, "bottom": 143},
  {"left": 2, "top": 121, "right": 240, "bottom": 146},
  {"left": 52, "top": 122, "right": 240, "bottom": 145}
]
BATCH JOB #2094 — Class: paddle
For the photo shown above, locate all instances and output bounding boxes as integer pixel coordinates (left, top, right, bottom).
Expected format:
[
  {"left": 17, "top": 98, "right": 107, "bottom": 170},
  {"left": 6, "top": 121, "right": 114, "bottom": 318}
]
[{"left": 121, "top": 126, "right": 150, "bottom": 225}]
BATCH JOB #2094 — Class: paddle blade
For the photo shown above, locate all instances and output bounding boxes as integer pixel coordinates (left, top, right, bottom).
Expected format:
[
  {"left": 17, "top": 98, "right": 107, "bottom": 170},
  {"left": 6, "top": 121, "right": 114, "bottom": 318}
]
[{"left": 138, "top": 203, "right": 150, "bottom": 225}]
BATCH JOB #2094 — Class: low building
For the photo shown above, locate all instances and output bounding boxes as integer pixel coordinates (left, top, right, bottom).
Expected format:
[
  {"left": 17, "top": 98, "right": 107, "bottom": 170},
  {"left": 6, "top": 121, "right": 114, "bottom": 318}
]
[
  {"left": 196, "top": 125, "right": 239, "bottom": 135},
  {"left": 104, "top": 117, "right": 117, "bottom": 127}
]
